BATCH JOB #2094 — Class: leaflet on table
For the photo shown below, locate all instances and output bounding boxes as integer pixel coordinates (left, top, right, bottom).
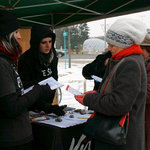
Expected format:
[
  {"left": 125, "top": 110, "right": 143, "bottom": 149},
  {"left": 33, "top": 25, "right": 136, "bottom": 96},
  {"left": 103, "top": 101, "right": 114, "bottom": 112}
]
[
  {"left": 39, "top": 112, "right": 91, "bottom": 128},
  {"left": 91, "top": 75, "right": 102, "bottom": 83},
  {"left": 24, "top": 77, "right": 64, "bottom": 94},
  {"left": 66, "top": 85, "right": 82, "bottom": 95}
]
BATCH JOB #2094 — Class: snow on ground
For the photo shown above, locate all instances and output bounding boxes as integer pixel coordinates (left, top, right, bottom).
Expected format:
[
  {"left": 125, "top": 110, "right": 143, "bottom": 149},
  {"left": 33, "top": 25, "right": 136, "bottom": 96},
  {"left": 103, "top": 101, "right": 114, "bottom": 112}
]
[{"left": 58, "top": 59, "right": 94, "bottom": 109}]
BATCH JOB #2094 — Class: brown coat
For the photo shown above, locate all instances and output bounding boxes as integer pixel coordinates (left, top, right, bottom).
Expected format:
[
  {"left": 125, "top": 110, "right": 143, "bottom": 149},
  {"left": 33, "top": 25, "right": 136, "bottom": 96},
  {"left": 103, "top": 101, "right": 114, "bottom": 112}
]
[{"left": 145, "top": 60, "right": 150, "bottom": 150}]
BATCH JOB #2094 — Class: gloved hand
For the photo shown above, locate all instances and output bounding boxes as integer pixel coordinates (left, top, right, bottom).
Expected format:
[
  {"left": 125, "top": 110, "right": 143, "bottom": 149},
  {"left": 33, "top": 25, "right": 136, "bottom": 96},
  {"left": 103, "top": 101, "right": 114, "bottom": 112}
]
[
  {"left": 74, "top": 94, "right": 86, "bottom": 105},
  {"left": 48, "top": 105, "right": 65, "bottom": 116},
  {"left": 75, "top": 91, "right": 97, "bottom": 105},
  {"left": 32, "top": 83, "right": 54, "bottom": 100},
  {"left": 25, "top": 83, "right": 56, "bottom": 109},
  {"left": 59, "top": 105, "right": 67, "bottom": 110}
]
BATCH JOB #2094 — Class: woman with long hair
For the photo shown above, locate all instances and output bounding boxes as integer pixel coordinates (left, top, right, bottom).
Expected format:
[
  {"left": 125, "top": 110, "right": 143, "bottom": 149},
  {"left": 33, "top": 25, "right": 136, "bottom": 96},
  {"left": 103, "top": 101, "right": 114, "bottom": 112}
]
[{"left": 0, "top": 10, "right": 64, "bottom": 150}]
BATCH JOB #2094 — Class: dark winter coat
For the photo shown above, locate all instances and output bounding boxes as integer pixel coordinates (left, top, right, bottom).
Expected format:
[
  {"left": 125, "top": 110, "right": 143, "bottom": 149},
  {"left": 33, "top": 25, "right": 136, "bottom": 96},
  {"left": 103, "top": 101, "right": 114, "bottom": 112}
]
[
  {"left": 145, "top": 57, "right": 150, "bottom": 150},
  {"left": 82, "top": 51, "right": 111, "bottom": 90},
  {"left": 18, "top": 25, "right": 58, "bottom": 104},
  {"left": 0, "top": 51, "right": 33, "bottom": 147},
  {"left": 84, "top": 54, "right": 147, "bottom": 150}
]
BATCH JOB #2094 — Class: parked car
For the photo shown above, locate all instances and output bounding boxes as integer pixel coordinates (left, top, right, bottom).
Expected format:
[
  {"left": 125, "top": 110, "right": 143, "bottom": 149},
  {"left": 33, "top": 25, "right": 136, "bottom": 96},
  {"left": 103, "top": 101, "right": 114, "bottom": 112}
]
[{"left": 56, "top": 49, "right": 65, "bottom": 58}]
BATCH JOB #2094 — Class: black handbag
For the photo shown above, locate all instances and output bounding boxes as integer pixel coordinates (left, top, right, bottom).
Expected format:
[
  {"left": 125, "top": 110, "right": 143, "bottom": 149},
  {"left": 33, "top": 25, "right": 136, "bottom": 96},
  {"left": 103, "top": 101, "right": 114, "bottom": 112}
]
[{"left": 83, "top": 112, "right": 129, "bottom": 145}]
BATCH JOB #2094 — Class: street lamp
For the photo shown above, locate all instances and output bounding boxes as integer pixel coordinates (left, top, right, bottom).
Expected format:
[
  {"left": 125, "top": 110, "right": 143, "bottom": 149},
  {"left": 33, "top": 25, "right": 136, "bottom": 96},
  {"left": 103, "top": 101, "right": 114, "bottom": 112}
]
[
  {"left": 68, "top": 27, "right": 71, "bottom": 68},
  {"left": 63, "top": 30, "right": 68, "bottom": 69}
]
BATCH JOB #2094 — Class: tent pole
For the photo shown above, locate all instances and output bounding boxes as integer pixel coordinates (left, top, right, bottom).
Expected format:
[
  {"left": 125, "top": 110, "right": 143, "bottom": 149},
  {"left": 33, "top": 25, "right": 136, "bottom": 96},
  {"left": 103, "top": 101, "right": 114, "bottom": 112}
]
[
  {"left": 18, "top": 18, "right": 52, "bottom": 27},
  {"left": 51, "top": 13, "right": 54, "bottom": 30},
  {"left": 55, "top": 0, "right": 102, "bottom": 15},
  {"left": 12, "top": 0, "right": 20, "bottom": 7},
  {"left": 55, "top": 0, "right": 99, "bottom": 26},
  {"left": 105, "top": 0, "right": 135, "bottom": 15},
  {"left": 14, "top": 0, "right": 83, "bottom": 10}
]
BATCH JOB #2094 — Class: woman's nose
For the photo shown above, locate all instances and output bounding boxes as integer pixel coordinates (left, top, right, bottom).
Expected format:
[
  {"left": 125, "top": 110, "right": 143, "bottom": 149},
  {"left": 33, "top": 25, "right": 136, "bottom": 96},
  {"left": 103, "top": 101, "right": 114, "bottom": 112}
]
[
  {"left": 46, "top": 42, "right": 51, "bottom": 48},
  {"left": 107, "top": 45, "right": 112, "bottom": 51},
  {"left": 107, "top": 47, "right": 110, "bottom": 51},
  {"left": 16, "top": 32, "right": 21, "bottom": 40}
]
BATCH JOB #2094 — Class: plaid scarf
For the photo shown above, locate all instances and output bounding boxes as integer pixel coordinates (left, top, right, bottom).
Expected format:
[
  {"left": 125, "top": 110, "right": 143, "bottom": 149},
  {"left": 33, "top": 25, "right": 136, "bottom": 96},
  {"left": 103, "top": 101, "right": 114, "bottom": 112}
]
[{"left": 0, "top": 43, "right": 19, "bottom": 63}]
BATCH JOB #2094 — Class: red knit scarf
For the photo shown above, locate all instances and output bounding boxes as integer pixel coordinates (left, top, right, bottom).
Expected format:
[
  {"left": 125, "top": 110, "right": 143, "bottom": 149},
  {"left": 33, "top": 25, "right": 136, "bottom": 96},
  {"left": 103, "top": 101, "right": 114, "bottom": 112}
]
[
  {"left": 0, "top": 43, "right": 19, "bottom": 63},
  {"left": 111, "top": 44, "right": 143, "bottom": 60}
]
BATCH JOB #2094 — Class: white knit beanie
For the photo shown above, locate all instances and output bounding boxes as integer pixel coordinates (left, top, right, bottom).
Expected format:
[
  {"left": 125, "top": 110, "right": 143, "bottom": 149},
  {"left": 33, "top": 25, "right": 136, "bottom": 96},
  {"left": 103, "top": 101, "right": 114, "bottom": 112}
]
[{"left": 105, "top": 18, "right": 147, "bottom": 48}]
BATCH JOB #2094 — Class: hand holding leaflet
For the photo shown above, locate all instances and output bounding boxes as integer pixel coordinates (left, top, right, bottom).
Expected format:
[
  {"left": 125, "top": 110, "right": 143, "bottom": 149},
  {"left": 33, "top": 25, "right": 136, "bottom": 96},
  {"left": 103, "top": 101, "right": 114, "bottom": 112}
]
[
  {"left": 24, "top": 77, "right": 64, "bottom": 94},
  {"left": 39, "top": 77, "right": 64, "bottom": 90},
  {"left": 66, "top": 85, "right": 82, "bottom": 95},
  {"left": 66, "top": 85, "right": 85, "bottom": 105},
  {"left": 74, "top": 94, "right": 85, "bottom": 105}
]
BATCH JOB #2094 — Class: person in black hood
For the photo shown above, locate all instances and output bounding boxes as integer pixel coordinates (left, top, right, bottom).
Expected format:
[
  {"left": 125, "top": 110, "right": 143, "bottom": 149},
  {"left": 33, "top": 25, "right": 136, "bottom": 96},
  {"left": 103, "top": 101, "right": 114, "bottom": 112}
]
[
  {"left": 18, "top": 25, "right": 58, "bottom": 104},
  {"left": 0, "top": 10, "right": 65, "bottom": 150}
]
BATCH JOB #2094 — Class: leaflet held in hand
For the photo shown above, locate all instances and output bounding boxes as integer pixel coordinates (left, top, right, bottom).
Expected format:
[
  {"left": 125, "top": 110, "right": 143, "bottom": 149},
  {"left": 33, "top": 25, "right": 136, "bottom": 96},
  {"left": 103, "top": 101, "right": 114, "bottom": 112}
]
[
  {"left": 91, "top": 75, "right": 102, "bottom": 83},
  {"left": 66, "top": 85, "right": 82, "bottom": 95},
  {"left": 24, "top": 77, "right": 64, "bottom": 94}
]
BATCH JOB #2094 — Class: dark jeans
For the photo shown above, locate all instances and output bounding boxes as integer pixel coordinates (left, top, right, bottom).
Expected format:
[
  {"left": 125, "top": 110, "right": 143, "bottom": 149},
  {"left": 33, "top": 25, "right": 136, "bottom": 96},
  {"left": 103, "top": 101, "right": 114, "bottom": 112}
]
[{"left": 0, "top": 141, "right": 32, "bottom": 150}]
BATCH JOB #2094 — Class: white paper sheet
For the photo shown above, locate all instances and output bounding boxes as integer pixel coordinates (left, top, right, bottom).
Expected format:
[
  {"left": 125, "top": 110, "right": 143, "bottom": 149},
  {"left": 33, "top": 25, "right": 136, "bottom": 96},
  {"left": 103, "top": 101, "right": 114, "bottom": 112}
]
[
  {"left": 66, "top": 85, "right": 82, "bottom": 95},
  {"left": 24, "top": 77, "right": 64, "bottom": 94},
  {"left": 38, "top": 112, "right": 91, "bottom": 128},
  {"left": 91, "top": 75, "right": 102, "bottom": 83}
]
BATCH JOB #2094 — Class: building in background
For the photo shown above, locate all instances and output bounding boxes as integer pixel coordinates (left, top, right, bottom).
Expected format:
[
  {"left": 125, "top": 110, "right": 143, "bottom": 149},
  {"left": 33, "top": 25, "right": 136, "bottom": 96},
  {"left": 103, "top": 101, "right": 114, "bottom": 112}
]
[{"left": 83, "top": 38, "right": 107, "bottom": 54}]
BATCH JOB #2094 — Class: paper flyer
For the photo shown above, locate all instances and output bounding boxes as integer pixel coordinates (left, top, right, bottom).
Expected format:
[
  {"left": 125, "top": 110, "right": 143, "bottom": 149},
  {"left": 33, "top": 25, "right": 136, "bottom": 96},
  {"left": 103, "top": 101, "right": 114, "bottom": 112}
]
[
  {"left": 66, "top": 85, "right": 82, "bottom": 95},
  {"left": 91, "top": 75, "right": 102, "bottom": 83},
  {"left": 24, "top": 77, "right": 64, "bottom": 94}
]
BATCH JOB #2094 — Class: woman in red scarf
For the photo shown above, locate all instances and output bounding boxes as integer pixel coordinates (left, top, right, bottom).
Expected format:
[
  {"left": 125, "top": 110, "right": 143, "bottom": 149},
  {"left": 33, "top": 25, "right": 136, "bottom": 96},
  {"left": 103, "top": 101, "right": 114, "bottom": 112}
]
[{"left": 75, "top": 18, "right": 147, "bottom": 150}]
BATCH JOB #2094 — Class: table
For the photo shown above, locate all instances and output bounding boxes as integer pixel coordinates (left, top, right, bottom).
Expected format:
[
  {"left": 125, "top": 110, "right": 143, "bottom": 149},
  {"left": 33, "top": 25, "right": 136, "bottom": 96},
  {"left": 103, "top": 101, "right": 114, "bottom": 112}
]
[
  {"left": 31, "top": 109, "right": 94, "bottom": 150},
  {"left": 32, "top": 122, "right": 93, "bottom": 150}
]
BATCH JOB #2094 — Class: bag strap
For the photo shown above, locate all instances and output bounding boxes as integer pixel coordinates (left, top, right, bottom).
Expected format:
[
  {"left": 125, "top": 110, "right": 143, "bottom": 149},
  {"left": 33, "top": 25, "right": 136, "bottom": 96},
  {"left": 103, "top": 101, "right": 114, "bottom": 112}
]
[
  {"left": 102, "top": 56, "right": 142, "bottom": 94},
  {"left": 102, "top": 59, "right": 125, "bottom": 94},
  {"left": 119, "top": 112, "right": 129, "bottom": 126},
  {"left": 120, "top": 57, "right": 142, "bottom": 126},
  {"left": 89, "top": 60, "right": 125, "bottom": 119},
  {"left": 101, "top": 56, "right": 142, "bottom": 125},
  {"left": 128, "top": 57, "right": 142, "bottom": 82}
]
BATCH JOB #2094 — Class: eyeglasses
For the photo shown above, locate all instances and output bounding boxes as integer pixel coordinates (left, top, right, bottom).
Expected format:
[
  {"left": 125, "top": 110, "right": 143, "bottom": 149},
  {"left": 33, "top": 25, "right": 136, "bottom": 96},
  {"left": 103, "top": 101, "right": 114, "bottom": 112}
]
[{"left": 140, "top": 46, "right": 146, "bottom": 50}]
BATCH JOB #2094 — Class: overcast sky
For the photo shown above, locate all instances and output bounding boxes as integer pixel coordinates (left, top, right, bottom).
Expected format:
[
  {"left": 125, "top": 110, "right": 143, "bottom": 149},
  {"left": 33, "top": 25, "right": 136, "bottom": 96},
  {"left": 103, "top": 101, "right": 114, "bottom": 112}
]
[{"left": 88, "top": 10, "right": 150, "bottom": 37}]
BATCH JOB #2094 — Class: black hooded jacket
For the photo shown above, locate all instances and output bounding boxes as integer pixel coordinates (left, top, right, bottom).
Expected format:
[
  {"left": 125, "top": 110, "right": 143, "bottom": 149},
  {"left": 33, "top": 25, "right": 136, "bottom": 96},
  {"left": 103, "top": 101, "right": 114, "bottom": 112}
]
[
  {"left": 0, "top": 47, "right": 60, "bottom": 147},
  {"left": 0, "top": 50, "right": 33, "bottom": 147},
  {"left": 18, "top": 25, "right": 58, "bottom": 103}
]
